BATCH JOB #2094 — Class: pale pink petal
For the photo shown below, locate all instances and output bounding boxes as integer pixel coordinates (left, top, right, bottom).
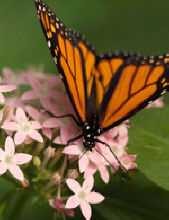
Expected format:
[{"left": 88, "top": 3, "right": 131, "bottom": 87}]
[
  {"left": 25, "top": 106, "right": 39, "bottom": 120},
  {"left": 79, "top": 155, "right": 89, "bottom": 173},
  {"left": 0, "top": 85, "right": 16, "bottom": 92},
  {"left": 21, "top": 91, "right": 38, "bottom": 100},
  {"left": 14, "top": 132, "right": 26, "bottom": 145},
  {"left": 80, "top": 202, "right": 92, "bottom": 220},
  {"left": 42, "top": 117, "right": 60, "bottom": 128},
  {"left": 65, "top": 195, "right": 80, "bottom": 209},
  {"left": 66, "top": 178, "right": 81, "bottom": 193},
  {"left": 8, "top": 165, "right": 24, "bottom": 181},
  {"left": 0, "top": 93, "right": 5, "bottom": 103},
  {"left": 128, "top": 155, "right": 137, "bottom": 161},
  {"left": 62, "top": 145, "right": 81, "bottom": 155},
  {"left": 5, "top": 136, "right": 15, "bottom": 155},
  {"left": 99, "top": 165, "right": 109, "bottom": 183},
  {"left": 88, "top": 192, "right": 105, "bottom": 204},
  {"left": 0, "top": 162, "right": 7, "bottom": 174},
  {"left": 42, "top": 128, "right": 52, "bottom": 139},
  {"left": 84, "top": 163, "right": 96, "bottom": 178},
  {"left": 2, "top": 122, "right": 19, "bottom": 131},
  {"left": 129, "top": 162, "right": 137, "bottom": 169},
  {"left": 0, "top": 148, "right": 5, "bottom": 160},
  {"left": 90, "top": 153, "right": 102, "bottom": 164},
  {"left": 13, "top": 153, "right": 32, "bottom": 164},
  {"left": 31, "top": 121, "right": 42, "bottom": 129},
  {"left": 83, "top": 176, "right": 94, "bottom": 192},
  {"left": 54, "top": 136, "right": 62, "bottom": 144},
  {"left": 2, "top": 67, "right": 14, "bottom": 78},
  {"left": 29, "top": 130, "right": 43, "bottom": 143},
  {"left": 16, "top": 108, "right": 27, "bottom": 122}
]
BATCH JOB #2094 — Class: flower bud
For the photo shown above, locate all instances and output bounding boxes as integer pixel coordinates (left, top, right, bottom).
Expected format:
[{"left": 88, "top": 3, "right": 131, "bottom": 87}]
[
  {"left": 3, "top": 106, "right": 13, "bottom": 121},
  {"left": 21, "top": 178, "right": 29, "bottom": 187},
  {"left": 68, "top": 169, "right": 79, "bottom": 179},
  {"left": 33, "top": 156, "right": 41, "bottom": 167},
  {"left": 50, "top": 172, "right": 61, "bottom": 185},
  {"left": 44, "top": 146, "right": 55, "bottom": 158}
]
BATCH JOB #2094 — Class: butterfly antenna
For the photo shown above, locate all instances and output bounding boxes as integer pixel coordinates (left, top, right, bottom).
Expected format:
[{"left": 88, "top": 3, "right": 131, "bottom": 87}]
[
  {"left": 95, "top": 139, "right": 127, "bottom": 172},
  {"left": 94, "top": 147, "right": 125, "bottom": 181},
  {"left": 61, "top": 149, "right": 87, "bottom": 184}
]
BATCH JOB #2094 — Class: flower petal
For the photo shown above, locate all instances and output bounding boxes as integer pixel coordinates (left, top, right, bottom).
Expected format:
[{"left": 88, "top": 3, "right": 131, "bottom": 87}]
[
  {"left": 31, "top": 121, "right": 42, "bottom": 129},
  {"left": 21, "top": 91, "right": 38, "bottom": 100},
  {"left": 14, "top": 132, "right": 26, "bottom": 145},
  {"left": 80, "top": 202, "right": 92, "bottom": 220},
  {"left": 88, "top": 192, "right": 105, "bottom": 204},
  {"left": 42, "top": 128, "right": 52, "bottom": 139},
  {"left": 13, "top": 153, "right": 32, "bottom": 164},
  {"left": 42, "top": 117, "right": 60, "bottom": 128},
  {"left": 2, "top": 122, "right": 19, "bottom": 131},
  {"left": 0, "top": 148, "right": 5, "bottom": 160},
  {"left": 79, "top": 154, "right": 89, "bottom": 173},
  {"left": 62, "top": 145, "right": 81, "bottom": 155},
  {"left": 0, "top": 85, "right": 16, "bottom": 92},
  {"left": 65, "top": 195, "right": 79, "bottom": 209},
  {"left": 83, "top": 176, "right": 94, "bottom": 192},
  {"left": 29, "top": 130, "right": 43, "bottom": 143},
  {"left": 16, "top": 108, "right": 27, "bottom": 122},
  {"left": 0, "top": 162, "right": 7, "bottom": 174},
  {"left": 8, "top": 165, "right": 24, "bottom": 181},
  {"left": 5, "top": 136, "right": 15, "bottom": 155},
  {"left": 66, "top": 178, "right": 81, "bottom": 193},
  {"left": 99, "top": 164, "right": 109, "bottom": 183},
  {"left": 0, "top": 93, "right": 5, "bottom": 103}
]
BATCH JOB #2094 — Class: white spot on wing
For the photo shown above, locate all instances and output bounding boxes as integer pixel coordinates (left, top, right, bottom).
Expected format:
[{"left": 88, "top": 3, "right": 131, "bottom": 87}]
[{"left": 48, "top": 41, "right": 51, "bottom": 48}]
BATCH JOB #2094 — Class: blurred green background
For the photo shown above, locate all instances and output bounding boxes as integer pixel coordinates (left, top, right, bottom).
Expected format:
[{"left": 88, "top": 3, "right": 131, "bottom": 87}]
[{"left": 1, "top": 0, "right": 169, "bottom": 219}]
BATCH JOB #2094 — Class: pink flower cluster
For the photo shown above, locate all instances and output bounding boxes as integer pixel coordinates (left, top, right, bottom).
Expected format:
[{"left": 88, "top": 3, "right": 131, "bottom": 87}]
[{"left": 0, "top": 67, "right": 162, "bottom": 219}]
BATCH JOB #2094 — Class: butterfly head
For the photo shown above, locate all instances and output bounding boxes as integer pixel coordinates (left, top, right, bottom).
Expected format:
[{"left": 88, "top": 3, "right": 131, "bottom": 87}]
[{"left": 83, "top": 122, "right": 103, "bottom": 151}]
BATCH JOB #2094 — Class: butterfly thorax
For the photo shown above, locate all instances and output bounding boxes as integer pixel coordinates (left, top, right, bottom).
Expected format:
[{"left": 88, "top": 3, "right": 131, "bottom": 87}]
[{"left": 83, "top": 114, "right": 103, "bottom": 151}]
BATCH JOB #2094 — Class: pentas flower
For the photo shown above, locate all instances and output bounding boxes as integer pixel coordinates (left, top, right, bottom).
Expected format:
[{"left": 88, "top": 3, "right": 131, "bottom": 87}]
[
  {"left": 21, "top": 77, "right": 61, "bottom": 108},
  {"left": 0, "top": 77, "right": 16, "bottom": 104},
  {"left": 2, "top": 68, "right": 26, "bottom": 85},
  {"left": 2, "top": 107, "right": 43, "bottom": 145},
  {"left": 0, "top": 136, "right": 32, "bottom": 181},
  {"left": 66, "top": 176, "right": 104, "bottom": 220},
  {"left": 25, "top": 106, "right": 54, "bottom": 139}
]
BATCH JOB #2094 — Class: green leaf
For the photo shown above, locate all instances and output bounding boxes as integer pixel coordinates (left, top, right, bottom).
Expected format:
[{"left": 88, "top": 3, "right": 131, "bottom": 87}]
[{"left": 128, "top": 101, "right": 169, "bottom": 190}]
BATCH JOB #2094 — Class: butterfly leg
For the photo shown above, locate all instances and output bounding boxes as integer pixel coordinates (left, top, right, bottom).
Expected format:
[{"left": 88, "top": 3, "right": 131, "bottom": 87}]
[
  {"left": 95, "top": 138, "right": 127, "bottom": 172},
  {"left": 67, "top": 133, "right": 84, "bottom": 145},
  {"left": 45, "top": 110, "right": 81, "bottom": 127}
]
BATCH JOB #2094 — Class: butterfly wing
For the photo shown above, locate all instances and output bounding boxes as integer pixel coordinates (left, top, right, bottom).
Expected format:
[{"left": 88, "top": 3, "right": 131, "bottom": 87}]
[
  {"left": 35, "top": 0, "right": 96, "bottom": 124},
  {"left": 98, "top": 55, "right": 169, "bottom": 130}
]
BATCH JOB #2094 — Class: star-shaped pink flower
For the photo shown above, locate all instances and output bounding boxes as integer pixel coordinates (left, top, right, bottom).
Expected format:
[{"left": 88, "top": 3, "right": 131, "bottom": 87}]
[
  {"left": 2, "top": 107, "right": 43, "bottom": 145},
  {"left": 0, "top": 136, "right": 32, "bottom": 181},
  {"left": 66, "top": 176, "right": 104, "bottom": 220}
]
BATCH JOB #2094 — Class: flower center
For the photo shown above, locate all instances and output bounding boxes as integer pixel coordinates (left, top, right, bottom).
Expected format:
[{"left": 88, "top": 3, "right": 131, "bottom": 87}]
[
  {"left": 77, "top": 189, "right": 88, "bottom": 202},
  {"left": 3, "top": 153, "right": 14, "bottom": 165},
  {"left": 20, "top": 121, "right": 32, "bottom": 133},
  {"left": 38, "top": 87, "right": 49, "bottom": 96},
  {"left": 122, "top": 157, "right": 131, "bottom": 166}
]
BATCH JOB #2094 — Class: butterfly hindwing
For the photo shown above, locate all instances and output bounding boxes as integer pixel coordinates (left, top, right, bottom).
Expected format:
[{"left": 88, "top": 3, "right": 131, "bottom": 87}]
[{"left": 100, "top": 55, "right": 169, "bottom": 130}]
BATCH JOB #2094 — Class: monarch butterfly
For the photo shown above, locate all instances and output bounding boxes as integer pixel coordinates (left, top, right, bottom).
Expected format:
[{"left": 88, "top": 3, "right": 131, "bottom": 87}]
[{"left": 35, "top": 0, "right": 169, "bottom": 153}]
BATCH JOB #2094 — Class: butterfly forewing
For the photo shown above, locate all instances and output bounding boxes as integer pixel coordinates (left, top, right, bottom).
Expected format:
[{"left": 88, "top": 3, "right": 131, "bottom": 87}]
[{"left": 35, "top": 0, "right": 91, "bottom": 123}]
